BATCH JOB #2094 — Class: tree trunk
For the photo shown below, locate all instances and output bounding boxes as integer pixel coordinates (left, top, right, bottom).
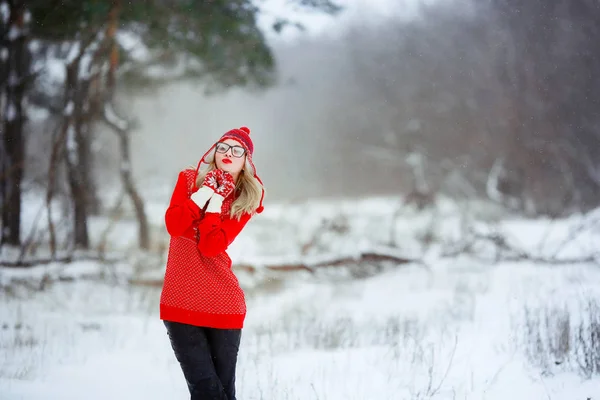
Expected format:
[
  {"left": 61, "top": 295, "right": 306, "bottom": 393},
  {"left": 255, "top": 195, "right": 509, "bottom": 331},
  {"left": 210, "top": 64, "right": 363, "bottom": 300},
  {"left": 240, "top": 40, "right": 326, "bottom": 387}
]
[
  {"left": 0, "top": 2, "right": 9, "bottom": 247},
  {"left": 118, "top": 119, "right": 149, "bottom": 251},
  {"left": 80, "top": 123, "right": 101, "bottom": 215},
  {"left": 61, "top": 31, "right": 107, "bottom": 251},
  {"left": 1, "top": 1, "right": 30, "bottom": 247},
  {"left": 102, "top": 103, "right": 149, "bottom": 251},
  {"left": 102, "top": 0, "right": 150, "bottom": 251},
  {"left": 63, "top": 51, "right": 89, "bottom": 250},
  {"left": 82, "top": 54, "right": 106, "bottom": 217}
]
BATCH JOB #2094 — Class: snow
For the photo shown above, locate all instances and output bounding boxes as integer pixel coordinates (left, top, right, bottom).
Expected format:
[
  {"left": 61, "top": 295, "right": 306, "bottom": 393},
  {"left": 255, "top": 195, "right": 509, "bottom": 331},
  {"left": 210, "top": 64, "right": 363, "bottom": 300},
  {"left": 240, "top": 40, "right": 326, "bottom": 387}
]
[
  {"left": 63, "top": 101, "right": 74, "bottom": 116},
  {"left": 2, "top": 193, "right": 600, "bottom": 399},
  {"left": 79, "top": 32, "right": 105, "bottom": 79},
  {"left": 7, "top": 25, "right": 21, "bottom": 41},
  {"left": 32, "top": 57, "right": 67, "bottom": 102},
  {"left": 66, "top": 125, "right": 78, "bottom": 165},
  {"left": 8, "top": 71, "right": 18, "bottom": 87},
  {"left": 66, "top": 42, "right": 81, "bottom": 64},
  {"left": 116, "top": 31, "right": 150, "bottom": 62},
  {"left": 27, "top": 40, "right": 39, "bottom": 53},
  {"left": 120, "top": 161, "right": 130, "bottom": 173},
  {"left": 78, "top": 53, "right": 93, "bottom": 79},
  {"left": 45, "top": 58, "right": 67, "bottom": 83},
  {"left": 104, "top": 102, "right": 128, "bottom": 131},
  {"left": 6, "top": 102, "right": 16, "bottom": 121},
  {"left": 2, "top": 259, "right": 600, "bottom": 399},
  {"left": 0, "top": 2, "right": 9, "bottom": 25}
]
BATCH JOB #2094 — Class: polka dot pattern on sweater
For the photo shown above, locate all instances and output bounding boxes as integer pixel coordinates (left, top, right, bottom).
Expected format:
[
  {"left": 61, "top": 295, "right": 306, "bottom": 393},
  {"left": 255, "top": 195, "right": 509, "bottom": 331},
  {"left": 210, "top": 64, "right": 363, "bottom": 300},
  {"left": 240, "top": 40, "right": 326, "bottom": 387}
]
[{"left": 161, "top": 236, "right": 246, "bottom": 315}]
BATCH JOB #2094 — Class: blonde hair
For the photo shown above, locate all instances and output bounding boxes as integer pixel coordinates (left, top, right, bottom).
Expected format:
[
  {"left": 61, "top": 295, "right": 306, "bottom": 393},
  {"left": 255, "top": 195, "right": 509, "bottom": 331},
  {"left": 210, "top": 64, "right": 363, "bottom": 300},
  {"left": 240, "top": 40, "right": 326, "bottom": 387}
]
[{"left": 195, "top": 158, "right": 263, "bottom": 220}]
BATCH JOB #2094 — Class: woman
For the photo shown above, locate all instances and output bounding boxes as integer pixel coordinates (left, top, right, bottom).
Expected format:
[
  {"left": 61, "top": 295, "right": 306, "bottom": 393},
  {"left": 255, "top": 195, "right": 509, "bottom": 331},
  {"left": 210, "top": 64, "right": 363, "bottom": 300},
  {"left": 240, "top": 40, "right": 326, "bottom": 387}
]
[{"left": 160, "top": 126, "right": 264, "bottom": 400}]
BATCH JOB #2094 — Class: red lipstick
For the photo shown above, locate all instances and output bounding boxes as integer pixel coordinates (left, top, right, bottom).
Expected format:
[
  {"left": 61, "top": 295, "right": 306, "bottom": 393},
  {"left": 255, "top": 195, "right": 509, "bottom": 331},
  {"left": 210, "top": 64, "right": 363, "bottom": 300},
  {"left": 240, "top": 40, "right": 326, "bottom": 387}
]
[{"left": 222, "top": 158, "right": 232, "bottom": 164}]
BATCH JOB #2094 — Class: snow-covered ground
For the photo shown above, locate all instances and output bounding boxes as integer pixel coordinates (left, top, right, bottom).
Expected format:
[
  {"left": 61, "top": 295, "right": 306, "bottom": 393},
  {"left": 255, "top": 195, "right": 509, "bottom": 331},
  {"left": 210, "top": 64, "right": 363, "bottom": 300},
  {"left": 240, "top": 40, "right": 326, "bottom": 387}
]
[{"left": 2, "top": 195, "right": 600, "bottom": 399}]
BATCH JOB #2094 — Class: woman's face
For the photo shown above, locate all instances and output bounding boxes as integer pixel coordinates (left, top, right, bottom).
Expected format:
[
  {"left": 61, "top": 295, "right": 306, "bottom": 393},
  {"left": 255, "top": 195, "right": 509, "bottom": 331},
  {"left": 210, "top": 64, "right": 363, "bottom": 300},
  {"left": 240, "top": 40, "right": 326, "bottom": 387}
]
[{"left": 215, "top": 138, "right": 246, "bottom": 176}]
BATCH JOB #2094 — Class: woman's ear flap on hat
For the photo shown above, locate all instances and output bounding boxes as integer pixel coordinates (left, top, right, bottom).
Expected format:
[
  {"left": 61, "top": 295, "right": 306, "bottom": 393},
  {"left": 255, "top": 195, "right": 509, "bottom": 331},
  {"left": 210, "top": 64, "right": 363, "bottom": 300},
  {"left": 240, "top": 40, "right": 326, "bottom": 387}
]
[{"left": 255, "top": 188, "right": 265, "bottom": 214}]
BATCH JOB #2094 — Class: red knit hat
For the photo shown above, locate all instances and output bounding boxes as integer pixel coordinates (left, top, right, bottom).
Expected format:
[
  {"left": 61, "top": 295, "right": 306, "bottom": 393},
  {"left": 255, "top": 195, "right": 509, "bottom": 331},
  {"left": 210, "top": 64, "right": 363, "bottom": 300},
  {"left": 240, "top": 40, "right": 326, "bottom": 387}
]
[
  {"left": 195, "top": 126, "right": 264, "bottom": 214},
  {"left": 219, "top": 126, "right": 254, "bottom": 156}
]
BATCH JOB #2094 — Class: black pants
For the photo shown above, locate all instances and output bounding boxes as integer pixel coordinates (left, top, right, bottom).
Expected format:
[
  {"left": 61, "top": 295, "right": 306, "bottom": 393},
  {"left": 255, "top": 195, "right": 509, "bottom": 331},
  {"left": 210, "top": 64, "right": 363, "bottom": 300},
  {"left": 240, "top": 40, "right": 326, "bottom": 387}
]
[{"left": 164, "top": 320, "right": 241, "bottom": 400}]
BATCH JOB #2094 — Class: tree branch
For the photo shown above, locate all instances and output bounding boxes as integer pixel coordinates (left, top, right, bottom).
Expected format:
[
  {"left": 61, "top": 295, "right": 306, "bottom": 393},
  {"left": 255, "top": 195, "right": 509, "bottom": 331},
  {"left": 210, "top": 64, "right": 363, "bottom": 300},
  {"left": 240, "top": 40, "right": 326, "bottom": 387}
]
[{"left": 1, "top": 255, "right": 121, "bottom": 268}]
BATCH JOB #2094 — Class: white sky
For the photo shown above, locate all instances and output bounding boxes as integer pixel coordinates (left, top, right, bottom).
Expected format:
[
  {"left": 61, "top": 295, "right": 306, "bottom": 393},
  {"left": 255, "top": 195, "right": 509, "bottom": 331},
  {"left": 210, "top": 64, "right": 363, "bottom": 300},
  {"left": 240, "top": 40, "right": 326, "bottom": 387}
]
[{"left": 256, "top": 0, "right": 445, "bottom": 42}]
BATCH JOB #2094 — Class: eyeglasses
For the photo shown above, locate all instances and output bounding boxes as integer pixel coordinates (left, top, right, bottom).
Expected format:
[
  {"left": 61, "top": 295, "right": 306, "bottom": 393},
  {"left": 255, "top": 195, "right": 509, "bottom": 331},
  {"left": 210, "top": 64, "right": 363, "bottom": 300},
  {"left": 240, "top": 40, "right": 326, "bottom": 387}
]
[{"left": 215, "top": 142, "right": 246, "bottom": 158}]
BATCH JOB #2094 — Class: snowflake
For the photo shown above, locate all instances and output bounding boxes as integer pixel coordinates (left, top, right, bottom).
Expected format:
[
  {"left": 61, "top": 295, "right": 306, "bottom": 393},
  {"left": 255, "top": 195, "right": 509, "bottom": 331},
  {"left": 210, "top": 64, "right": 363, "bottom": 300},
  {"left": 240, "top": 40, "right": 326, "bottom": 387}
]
[{"left": 207, "top": 175, "right": 218, "bottom": 188}]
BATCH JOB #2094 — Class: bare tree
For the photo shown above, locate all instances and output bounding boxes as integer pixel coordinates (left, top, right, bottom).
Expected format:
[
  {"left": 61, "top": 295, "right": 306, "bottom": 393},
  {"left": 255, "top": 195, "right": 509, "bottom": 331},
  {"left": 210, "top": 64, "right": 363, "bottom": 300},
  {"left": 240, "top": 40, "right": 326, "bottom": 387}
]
[{"left": 343, "top": 0, "right": 600, "bottom": 215}]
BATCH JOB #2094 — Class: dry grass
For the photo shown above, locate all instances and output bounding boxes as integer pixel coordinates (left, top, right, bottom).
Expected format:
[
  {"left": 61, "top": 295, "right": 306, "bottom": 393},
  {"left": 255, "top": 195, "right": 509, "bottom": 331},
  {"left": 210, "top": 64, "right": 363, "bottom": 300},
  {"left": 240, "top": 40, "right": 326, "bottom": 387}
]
[{"left": 519, "top": 297, "right": 600, "bottom": 378}]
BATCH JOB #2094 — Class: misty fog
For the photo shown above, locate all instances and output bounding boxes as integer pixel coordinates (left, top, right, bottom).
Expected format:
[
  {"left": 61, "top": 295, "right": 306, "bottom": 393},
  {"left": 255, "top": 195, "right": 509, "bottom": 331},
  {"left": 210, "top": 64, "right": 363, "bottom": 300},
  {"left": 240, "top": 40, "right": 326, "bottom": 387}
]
[{"left": 114, "top": 37, "right": 405, "bottom": 204}]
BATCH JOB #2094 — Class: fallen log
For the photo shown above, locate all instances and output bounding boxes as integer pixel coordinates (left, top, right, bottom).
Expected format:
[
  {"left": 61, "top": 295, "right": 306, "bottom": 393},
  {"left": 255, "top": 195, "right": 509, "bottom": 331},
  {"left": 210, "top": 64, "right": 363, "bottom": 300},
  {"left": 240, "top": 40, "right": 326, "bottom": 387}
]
[
  {"left": 234, "top": 249, "right": 421, "bottom": 274},
  {"left": 129, "top": 248, "right": 421, "bottom": 286}
]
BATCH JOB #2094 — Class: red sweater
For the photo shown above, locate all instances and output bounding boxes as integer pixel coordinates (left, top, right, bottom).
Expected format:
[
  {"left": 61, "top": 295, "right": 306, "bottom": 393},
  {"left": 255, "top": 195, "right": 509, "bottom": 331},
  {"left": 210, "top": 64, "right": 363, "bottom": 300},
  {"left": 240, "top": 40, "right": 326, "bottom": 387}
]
[{"left": 159, "top": 169, "right": 252, "bottom": 329}]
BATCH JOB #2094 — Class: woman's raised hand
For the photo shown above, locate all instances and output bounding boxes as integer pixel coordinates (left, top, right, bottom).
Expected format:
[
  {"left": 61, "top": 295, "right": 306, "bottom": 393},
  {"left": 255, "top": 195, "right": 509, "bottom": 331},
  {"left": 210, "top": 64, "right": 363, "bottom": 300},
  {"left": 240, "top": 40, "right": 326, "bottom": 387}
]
[{"left": 214, "top": 171, "right": 235, "bottom": 198}]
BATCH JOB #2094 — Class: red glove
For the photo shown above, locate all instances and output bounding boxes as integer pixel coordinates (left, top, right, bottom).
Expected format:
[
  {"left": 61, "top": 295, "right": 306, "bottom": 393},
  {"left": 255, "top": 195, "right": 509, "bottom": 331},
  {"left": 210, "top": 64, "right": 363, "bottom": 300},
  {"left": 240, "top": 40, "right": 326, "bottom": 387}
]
[
  {"left": 190, "top": 169, "right": 222, "bottom": 209},
  {"left": 215, "top": 171, "right": 235, "bottom": 197},
  {"left": 206, "top": 171, "right": 236, "bottom": 213},
  {"left": 202, "top": 169, "right": 222, "bottom": 191}
]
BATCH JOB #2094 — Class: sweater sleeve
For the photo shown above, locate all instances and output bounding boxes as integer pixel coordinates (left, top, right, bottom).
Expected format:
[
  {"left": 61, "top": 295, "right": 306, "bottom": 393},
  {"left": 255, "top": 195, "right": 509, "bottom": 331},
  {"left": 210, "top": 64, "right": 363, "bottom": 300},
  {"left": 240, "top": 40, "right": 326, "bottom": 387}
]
[
  {"left": 196, "top": 212, "right": 252, "bottom": 257},
  {"left": 164, "top": 171, "right": 202, "bottom": 237}
]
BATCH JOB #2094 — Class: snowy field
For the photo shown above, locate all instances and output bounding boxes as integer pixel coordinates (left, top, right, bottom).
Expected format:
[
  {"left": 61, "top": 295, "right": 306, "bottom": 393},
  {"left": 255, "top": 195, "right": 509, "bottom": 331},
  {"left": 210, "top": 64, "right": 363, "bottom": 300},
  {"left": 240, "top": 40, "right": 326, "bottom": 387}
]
[{"left": 2, "top": 195, "right": 600, "bottom": 399}]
